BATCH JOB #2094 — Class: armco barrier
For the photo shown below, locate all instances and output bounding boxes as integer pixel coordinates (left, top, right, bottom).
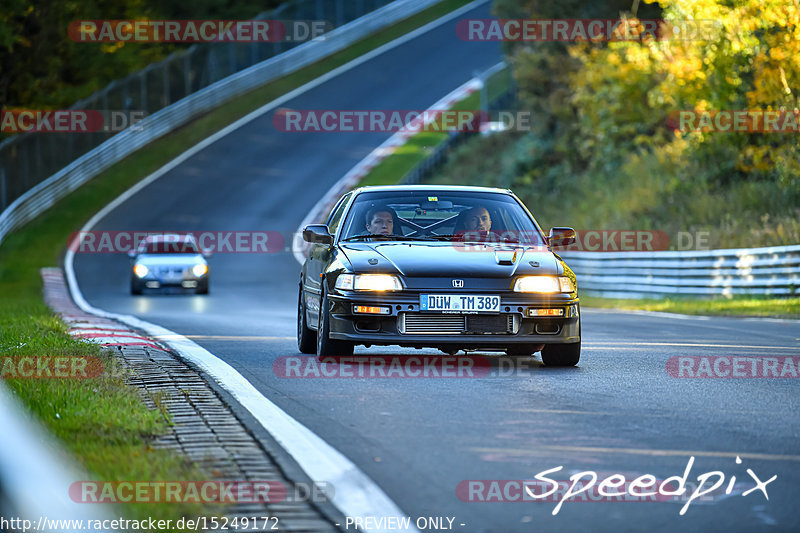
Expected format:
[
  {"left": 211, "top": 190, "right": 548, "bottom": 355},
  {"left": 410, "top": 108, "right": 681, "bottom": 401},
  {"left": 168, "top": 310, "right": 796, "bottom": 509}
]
[
  {"left": 559, "top": 244, "right": 800, "bottom": 299},
  {"left": 0, "top": 0, "right": 446, "bottom": 247},
  {"left": 0, "top": 382, "right": 112, "bottom": 531}
]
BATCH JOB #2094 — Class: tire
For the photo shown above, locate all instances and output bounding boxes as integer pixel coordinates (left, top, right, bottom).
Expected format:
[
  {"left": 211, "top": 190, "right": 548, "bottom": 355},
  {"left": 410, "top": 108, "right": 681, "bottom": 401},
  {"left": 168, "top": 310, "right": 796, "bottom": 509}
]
[
  {"left": 317, "top": 290, "right": 354, "bottom": 357},
  {"left": 297, "top": 286, "right": 317, "bottom": 354},
  {"left": 130, "top": 278, "right": 143, "bottom": 295},
  {"left": 505, "top": 343, "right": 543, "bottom": 357},
  {"left": 541, "top": 342, "right": 580, "bottom": 367},
  {"left": 195, "top": 278, "right": 209, "bottom": 294}
]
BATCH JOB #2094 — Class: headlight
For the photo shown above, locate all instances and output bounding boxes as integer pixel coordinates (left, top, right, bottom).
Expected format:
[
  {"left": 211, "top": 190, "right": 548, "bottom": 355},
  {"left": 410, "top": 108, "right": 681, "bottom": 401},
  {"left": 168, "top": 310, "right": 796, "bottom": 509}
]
[
  {"left": 335, "top": 273, "right": 402, "bottom": 291},
  {"left": 191, "top": 264, "right": 208, "bottom": 277},
  {"left": 514, "top": 275, "right": 573, "bottom": 293},
  {"left": 133, "top": 264, "right": 149, "bottom": 278}
]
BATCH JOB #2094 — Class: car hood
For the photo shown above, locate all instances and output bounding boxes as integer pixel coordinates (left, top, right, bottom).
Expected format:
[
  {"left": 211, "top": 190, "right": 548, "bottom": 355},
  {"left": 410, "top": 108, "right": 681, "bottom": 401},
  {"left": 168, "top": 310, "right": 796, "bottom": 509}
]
[
  {"left": 134, "top": 254, "right": 205, "bottom": 267},
  {"left": 340, "top": 242, "right": 559, "bottom": 277}
]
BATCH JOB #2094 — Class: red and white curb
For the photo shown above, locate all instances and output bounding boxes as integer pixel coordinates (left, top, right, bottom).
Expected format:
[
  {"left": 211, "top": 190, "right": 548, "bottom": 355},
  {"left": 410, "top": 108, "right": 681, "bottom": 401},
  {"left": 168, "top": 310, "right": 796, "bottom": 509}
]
[{"left": 41, "top": 267, "right": 168, "bottom": 352}]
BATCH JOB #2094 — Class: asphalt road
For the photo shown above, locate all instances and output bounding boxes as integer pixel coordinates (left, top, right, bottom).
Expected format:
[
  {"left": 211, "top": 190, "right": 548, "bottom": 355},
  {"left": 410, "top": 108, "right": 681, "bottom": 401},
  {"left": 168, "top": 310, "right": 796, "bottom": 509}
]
[{"left": 73, "top": 2, "right": 800, "bottom": 531}]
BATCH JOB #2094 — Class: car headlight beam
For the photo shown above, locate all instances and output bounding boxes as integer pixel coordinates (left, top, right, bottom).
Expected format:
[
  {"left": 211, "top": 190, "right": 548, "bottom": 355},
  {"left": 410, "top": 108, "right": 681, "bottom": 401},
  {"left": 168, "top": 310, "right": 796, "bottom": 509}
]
[
  {"left": 133, "top": 264, "right": 149, "bottom": 278},
  {"left": 514, "top": 275, "right": 573, "bottom": 293},
  {"left": 335, "top": 273, "right": 401, "bottom": 291},
  {"left": 191, "top": 264, "right": 208, "bottom": 277}
]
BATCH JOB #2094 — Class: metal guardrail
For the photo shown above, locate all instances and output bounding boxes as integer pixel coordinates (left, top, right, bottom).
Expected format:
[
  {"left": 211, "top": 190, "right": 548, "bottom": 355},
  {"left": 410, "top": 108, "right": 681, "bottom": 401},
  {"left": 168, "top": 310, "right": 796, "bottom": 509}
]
[
  {"left": 559, "top": 245, "right": 800, "bottom": 299},
  {"left": 0, "top": 382, "right": 112, "bottom": 532},
  {"left": 0, "top": 0, "right": 444, "bottom": 247}
]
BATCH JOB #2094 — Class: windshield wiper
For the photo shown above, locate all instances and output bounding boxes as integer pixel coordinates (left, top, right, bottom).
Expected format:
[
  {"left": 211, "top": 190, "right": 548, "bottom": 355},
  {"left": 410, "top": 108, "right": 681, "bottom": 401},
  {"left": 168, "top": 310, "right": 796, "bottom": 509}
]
[
  {"left": 426, "top": 233, "right": 531, "bottom": 244},
  {"left": 341, "top": 234, "right": 434, "bottom": 242}
]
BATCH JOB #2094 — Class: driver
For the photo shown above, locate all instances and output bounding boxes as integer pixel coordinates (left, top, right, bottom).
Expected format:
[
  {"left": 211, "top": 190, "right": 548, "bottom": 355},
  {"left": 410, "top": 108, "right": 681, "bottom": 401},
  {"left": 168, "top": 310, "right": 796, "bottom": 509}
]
[
  {"left": 463, "top": 205, "right": 492, "bottom": 232},
  {"left": 365, "top": 205, "right": 395, "bottom": 236}
]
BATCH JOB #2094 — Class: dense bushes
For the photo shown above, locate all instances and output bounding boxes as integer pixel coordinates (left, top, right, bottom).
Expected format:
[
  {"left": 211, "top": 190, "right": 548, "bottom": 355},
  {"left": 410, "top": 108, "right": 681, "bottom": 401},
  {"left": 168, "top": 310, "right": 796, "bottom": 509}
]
[{"left": 430, "top": 0, "right": 800, "bottom": 248}]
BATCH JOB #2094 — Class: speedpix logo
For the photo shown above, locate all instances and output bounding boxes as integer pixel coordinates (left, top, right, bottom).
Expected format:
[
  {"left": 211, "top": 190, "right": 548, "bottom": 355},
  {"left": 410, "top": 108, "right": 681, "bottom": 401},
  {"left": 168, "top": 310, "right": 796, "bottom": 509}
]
[{"left": 458, "top": 456, "right": 775, "bottom": 516}]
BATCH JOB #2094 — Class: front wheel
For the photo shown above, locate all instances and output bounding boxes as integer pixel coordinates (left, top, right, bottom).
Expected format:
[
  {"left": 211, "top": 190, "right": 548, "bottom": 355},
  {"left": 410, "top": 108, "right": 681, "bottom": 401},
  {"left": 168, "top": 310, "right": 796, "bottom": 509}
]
[
  {"left": 297, "top": 286, "right": 316, "bottom": 354},
  {"left": 130, "top": 278, "right": 143, "bottom": 295},
  {"left": 195, "top": 278, "right": 209, "bottom": 294},
  {"left": 541, "top": 342, "right": 580, "bottom": 367},
  {"left": 317, "top": 290, "right": 354, "bottom": 357},
  {"left": 505, "top": 343, "right": 544, "bottom": 357}
]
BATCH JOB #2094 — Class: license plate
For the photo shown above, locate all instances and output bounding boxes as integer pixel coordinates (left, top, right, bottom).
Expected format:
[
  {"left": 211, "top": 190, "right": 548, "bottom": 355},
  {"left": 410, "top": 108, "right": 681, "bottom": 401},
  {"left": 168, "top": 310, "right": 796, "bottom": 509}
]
[{"left": 420, "top": 294, "right": 500, "bottom": 313}]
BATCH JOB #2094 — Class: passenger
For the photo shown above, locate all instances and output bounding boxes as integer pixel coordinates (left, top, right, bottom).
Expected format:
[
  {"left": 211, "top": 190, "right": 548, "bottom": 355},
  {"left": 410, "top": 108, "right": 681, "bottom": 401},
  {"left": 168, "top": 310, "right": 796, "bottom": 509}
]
[
  {"left": 365, "top": 205, "right": 395, "bottom": 236},
  {"left": 462, "top": 205, "right": 492, "bottom": 232}
]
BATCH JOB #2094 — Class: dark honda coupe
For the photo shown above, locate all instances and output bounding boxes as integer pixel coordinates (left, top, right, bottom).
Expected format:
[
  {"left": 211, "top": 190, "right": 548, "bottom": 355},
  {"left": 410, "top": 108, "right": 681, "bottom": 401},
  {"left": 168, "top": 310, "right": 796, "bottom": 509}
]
[{"left": 298, "top": 185, "right": 581, "bottom": 366}]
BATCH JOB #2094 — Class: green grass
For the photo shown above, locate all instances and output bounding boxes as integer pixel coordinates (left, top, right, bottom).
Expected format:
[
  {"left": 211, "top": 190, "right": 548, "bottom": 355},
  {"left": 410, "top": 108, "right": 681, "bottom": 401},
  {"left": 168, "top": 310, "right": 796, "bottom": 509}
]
[
  {"left": 580, "top": 295, "right": 800, "bottom": 318},
  {"left": 0, "top": 0, "right": 472, "bottom": 522},
  {"left": 0, "top": 315, "right": 209, "bottom": 521}
]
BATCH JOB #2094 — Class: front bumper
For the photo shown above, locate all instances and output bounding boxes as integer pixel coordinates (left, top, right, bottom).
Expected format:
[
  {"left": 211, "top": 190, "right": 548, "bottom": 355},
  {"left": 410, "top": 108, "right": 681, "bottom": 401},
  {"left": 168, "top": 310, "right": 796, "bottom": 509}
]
[{"left": 327, "top": 291, "right": 580, "bottom": 349}]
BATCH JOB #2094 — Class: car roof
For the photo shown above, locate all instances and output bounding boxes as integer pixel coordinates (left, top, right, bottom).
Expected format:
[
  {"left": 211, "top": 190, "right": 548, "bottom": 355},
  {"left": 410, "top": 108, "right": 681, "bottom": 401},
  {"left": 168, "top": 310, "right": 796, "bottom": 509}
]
[{"left": 350, "top": 185, "right": 513, "bottom": 195}]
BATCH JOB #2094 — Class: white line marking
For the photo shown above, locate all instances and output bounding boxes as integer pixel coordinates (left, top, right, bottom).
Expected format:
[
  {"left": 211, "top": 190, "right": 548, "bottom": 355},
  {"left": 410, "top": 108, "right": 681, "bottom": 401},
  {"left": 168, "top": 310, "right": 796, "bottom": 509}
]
[
  {"left": 61, "top": 2, "right": 497, "bottom": 530},
  {"left": 581, "top": 342, "right": 799, "bottom": 350}
]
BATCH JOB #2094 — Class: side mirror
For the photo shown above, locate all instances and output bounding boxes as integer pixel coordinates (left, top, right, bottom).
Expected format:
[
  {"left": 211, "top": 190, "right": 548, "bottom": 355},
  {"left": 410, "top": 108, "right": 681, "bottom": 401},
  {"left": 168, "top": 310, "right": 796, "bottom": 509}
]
[
  {"left": 127, "top": 249, "right": 137, "bottom": 259},
  {"left": 303, "top": 224, "right": 333, "bottom": 245},
  {"left": 202, "top": 249, "right": 212, "bottom": 259},
  {"left": 548, "top": 227, "right": 577, "bottom": 247}
]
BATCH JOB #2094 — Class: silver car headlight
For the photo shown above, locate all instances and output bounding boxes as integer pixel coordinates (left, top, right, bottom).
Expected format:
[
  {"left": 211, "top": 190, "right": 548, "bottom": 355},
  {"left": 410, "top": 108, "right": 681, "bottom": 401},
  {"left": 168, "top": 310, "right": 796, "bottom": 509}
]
[
  {"left": 513, "top": 275, "right": 573, "bottom": 293},
  {"left": 133, "top": 264, "right": 149, "bottom": 278},
  {"left": 191, "top": 264, "right": 208, "bottom": 277},
  {"left": 335, "top": 273, "right": 402, "bottom": 291}
]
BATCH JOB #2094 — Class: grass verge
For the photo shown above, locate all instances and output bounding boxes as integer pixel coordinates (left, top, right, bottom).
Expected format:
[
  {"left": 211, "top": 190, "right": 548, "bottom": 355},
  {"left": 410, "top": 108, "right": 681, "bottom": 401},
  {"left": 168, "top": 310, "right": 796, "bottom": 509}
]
[
  {"left": 0, "top": 0, "right": 472, "bottom": 521},
  {"left": 579, "top": 295, "right": 800, "bottom": 319}
]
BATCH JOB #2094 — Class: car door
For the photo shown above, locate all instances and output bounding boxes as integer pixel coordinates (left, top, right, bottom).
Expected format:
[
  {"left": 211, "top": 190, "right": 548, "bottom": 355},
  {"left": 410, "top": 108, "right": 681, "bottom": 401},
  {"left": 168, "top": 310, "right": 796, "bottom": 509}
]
[{"left": 304, "top": 192, "right": 352, "bottom": 328}]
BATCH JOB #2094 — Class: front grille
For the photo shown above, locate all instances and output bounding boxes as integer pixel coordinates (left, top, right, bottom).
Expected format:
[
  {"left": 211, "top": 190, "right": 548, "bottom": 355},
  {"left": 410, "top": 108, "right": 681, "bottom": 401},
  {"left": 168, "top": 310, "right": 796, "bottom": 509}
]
[
  {"left": 400, "top": 313, "right": 519, "bottom": 335},
  {"left": 401, "top": 314, "right": 465, "bottom": 334}
]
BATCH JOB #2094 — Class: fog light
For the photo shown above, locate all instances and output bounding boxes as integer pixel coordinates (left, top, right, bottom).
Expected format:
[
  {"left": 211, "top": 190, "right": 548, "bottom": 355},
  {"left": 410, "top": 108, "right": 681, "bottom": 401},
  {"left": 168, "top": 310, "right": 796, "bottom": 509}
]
[
  {"left": 528, "top": 308, "right": 564, "bottom": 317},
  {"left": 353, "top": 305, "right": 391, "bottom": 315}
]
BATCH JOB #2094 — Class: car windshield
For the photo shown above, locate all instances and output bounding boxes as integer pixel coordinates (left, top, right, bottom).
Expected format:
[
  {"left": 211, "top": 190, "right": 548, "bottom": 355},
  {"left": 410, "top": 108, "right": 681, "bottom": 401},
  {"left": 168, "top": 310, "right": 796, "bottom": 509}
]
[
  {"left": 139, "top": 239, "right": 199, "bottom": 254},
  {"left": 338, "top": 190, "right": 546, "bottom": 245}
]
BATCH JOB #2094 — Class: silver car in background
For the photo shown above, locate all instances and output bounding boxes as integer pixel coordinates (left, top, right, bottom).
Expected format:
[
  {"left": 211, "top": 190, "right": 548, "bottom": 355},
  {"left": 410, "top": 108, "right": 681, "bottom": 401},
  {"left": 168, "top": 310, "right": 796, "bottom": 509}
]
[{"left": 128, "top": 234, "right": 209, "bottom": 294}]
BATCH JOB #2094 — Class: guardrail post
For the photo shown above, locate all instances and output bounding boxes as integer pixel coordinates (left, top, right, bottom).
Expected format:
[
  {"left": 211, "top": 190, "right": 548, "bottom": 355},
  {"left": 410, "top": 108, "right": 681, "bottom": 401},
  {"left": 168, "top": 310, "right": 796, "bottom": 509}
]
[
  {"left": 140, "top": 69, "right": 147, "bottom": 113},
  {"left": 163, "top": 62, "right": 170, "bottom": 107},
  {"left": 1, "top": 168, "right": 6, "bottom": 211},
  {"left": 336, "top": 0, "right": 345, "bottom": 26},
  {"left": 185, "top": 52, "right": 192, "bottom": 97}
]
